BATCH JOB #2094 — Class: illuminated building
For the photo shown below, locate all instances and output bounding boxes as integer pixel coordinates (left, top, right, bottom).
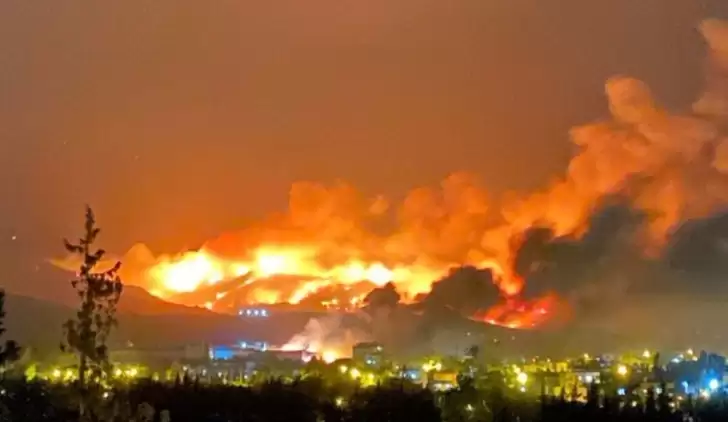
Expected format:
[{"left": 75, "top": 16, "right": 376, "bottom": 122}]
[
  {"left": 208, "top": 341, "right": 268, "bottom": 360},
  {"left": 429, "top": 372, "right": 457, "bottom": 391},
  {"left": 266, "top": 349, "right": 310, "bottom": 361},
  {"left": 209, "top": 345, "right": 247, "bottom": 360},
  {"left": 239, "top": 341, "right": 268, "bottom": 351},
  {"left": 352, "top": 342, "right": 385, "bottom": 367},
  {"left": 573, "top": 369, "right": 601, "bottom": 385}
]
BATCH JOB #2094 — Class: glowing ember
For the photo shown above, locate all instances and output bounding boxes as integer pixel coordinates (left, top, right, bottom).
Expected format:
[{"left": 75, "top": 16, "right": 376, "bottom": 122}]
[{"left": 472, "top": 294, "right": 560, "bottom": 329}]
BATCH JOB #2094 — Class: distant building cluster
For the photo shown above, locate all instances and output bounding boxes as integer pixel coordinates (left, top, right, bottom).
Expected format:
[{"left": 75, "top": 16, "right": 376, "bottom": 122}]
[
  {"left": 94, "top": 341, "right": 728, "bottom": 398},
  {"left": 352, "top": 342, "right": 385, "bottom": 366}
]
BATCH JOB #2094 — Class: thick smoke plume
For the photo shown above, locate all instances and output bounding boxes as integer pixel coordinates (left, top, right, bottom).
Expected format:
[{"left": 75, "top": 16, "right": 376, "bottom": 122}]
[
  {"left": 487, "top": 18, "right": 728, "bottom": 345},
  {"left": 281, "top": 313, "right": 371, "bottom": 359},
  {"left": 54, "top": 19, "right": 728, "bottom": 348}
]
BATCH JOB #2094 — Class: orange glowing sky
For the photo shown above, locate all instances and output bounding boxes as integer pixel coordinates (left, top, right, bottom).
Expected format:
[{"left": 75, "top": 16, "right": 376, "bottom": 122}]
[{"left": 2, "top": 1, "right": 728, "bottom": 299}]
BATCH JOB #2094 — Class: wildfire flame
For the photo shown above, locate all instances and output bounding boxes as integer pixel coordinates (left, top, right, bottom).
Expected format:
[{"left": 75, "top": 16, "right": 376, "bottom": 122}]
[
  {"left": 144, "top": 244, "right": 526, "bottom": 320},
  {"left": 116, "top": 172, "right": 549, "bottom": 328}
]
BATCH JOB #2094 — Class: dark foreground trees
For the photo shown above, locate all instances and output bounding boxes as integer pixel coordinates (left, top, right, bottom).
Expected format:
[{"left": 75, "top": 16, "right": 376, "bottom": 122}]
[
  {"left": 61, "top": 206, "right": 124, "bottom": 418},
  {"left": 0, "top": 289, "right": 19, "bottom": 367},
  {"left": 3, "top": 376, "right": 728, "bottom": 422},
  {"left": 0, "top": 378, "right": 442, "bottom": 422}
]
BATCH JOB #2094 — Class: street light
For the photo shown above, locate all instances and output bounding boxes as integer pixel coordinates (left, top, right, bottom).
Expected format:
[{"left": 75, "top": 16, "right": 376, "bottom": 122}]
[
  {"left": 617, "top": 365, "right": 628, "bottom": 376},
  {"left": 517, "top": 372, "right": 528, "bottom": 385}
]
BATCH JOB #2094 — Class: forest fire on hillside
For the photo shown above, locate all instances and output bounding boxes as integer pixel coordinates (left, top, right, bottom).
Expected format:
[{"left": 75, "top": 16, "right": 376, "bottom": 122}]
[
  {"left": 52, "top": 19, "right": 728, "bottom": 331},
  {"left": 54, "top": 172, "right": 557, "bottom": 329},
  {"left": 135, "top": 229, "right": 543, "bottom": 327}
]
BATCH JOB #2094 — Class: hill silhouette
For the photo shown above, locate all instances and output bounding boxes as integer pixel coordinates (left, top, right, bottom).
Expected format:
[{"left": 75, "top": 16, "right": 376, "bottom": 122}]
[
  {"left": 22, "top": 266, "right": 212, "bottom": 316},
  {"left": 1, "top": 291, "right": 316, "bottom": 358}
]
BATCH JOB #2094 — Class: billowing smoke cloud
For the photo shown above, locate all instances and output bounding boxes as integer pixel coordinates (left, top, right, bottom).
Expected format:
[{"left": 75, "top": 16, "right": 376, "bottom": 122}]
[
  {"left": 506, "top": 200, "right": 649, "bottom": 313},
  {"left": 363, "top": 282, "right": 400, "bottom": 309},
  {"left": 665, "top": 211, "right": 728, "bottom": 286},
  {"left": 493, "top": 18, "right": 728, "bottom": 341},
  {"left": 282, "top": 313, "right": 371, "bottom": 358},
  {"left": 418, "top": 266, "right": 499, "bottom": 314},
  {"left": 389, "top": 172, "right": 490, "bottom": 263}
]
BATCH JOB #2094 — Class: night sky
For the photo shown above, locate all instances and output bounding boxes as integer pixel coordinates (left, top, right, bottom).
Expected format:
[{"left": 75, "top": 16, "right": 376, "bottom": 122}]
[{"left": 2, "top": 0, "right": 728, "bottom": 295}]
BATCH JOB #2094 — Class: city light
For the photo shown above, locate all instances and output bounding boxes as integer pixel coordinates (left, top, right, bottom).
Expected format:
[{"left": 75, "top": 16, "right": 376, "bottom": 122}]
[
  {"left": 516, "top": 372, "right": 528, "bottom": 385},
  {"left": 709, "top": 379, "right": 719, "bottom": 391},
  {"left": 422, "top": 361, "right": 442, "bottom": 372},
  {"left": 349, "top": 368, "right": 361, "bottom": 379},
  {"left": 241, "top": 308, "right": 270, "bottom": 318},
  {"left": 642, "top": 349, "right": 651, "bottom": 359},
  {"left": 362, "top": 373, "right": 376, "bottom": 386},
  {"left": 617, "top": 365, "right": 628, "bottom": 376}
]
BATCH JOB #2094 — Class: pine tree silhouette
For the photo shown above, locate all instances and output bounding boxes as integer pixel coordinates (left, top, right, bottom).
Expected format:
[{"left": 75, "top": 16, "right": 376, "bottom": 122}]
[{"left": 61, "top": 206, "right": 123, "bottom": 418}]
